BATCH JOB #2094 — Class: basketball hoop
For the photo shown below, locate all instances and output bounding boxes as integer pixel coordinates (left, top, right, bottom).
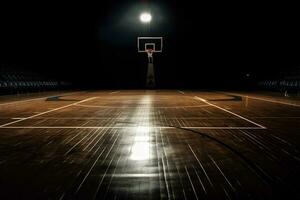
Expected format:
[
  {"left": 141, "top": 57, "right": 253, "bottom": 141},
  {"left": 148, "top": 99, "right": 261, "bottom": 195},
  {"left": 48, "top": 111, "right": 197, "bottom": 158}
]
[{"left": 137, "top": 37, "right": 163, "bottom": 88}]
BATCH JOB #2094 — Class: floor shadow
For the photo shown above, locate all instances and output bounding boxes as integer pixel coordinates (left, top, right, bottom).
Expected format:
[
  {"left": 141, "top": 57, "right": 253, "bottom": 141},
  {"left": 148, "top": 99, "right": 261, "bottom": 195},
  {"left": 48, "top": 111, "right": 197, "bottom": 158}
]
[{"left": 45, "top": 96, "right": 77, "bottom": 101}]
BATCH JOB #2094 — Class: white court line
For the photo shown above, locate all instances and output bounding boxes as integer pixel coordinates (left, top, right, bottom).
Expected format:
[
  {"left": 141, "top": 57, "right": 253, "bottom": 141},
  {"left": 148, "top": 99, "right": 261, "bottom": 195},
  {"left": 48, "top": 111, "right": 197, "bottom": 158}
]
[
  {"left": 2, "top": 117, "right": 253, "bottom": 120},
  {"left": 182, "top": 127, "right": 264, "bottom": 130},
  {"left": 109, "top": 173, "right": 159, "bottom": 178},
  {"left": 221, "top": 92, "right": 300, "bottom": 107},
  {"left": 178, "top": 90, "right": 185, "bottom": 95},
  {"left": 8, "top": 117, "right": 238, "bottom": 120},
  {"left": 109, "top": 91, "right": 120, "bottom": 94},
  {"left": 195, "top": 96, "right": 267, "bottom": 129},
  {"left": 0, "top": 91, "right": 82, "bottom": 106},
  {"left": 0, "top": 126, "right": 264, "bottom": 130},
  {"left": 0, "top": 97, "right": 98, "bottom": 128},
  {"left": 75, "top": 104, "right": 211, "bottom": 109}
]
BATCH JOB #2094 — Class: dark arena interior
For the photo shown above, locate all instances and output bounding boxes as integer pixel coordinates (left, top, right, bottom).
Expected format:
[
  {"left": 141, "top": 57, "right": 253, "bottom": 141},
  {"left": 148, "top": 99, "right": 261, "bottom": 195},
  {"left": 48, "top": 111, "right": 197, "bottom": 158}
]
[{"left": 1, "top": 1, "right": 300, "bottom": 200}]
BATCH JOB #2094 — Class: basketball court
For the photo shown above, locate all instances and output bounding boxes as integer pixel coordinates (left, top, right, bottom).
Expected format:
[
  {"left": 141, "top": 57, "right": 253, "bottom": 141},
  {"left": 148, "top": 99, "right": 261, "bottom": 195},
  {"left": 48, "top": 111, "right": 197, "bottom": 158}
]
[{"left": 0, "top": 90, "right": 299, "bottom": 199}]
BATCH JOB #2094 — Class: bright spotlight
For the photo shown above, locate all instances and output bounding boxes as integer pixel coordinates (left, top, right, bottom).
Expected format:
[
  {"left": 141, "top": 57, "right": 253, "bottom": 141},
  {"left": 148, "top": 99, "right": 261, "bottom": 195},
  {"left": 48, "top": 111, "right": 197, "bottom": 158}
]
[{"left": 140, "top": 12, "right": 152, "bottom": 23}]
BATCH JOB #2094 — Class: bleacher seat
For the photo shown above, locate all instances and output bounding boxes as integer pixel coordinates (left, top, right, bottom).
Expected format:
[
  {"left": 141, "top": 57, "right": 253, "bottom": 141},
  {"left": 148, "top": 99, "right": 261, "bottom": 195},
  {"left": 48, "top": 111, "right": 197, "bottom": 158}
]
[{"left": 0, "top": 66, "right": 71, "bottom": 95}]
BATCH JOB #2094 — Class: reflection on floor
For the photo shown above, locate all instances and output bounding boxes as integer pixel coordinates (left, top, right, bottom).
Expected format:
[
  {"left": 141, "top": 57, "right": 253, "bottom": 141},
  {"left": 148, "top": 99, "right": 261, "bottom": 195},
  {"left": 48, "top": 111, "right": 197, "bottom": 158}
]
[{"left": 0, "top": 90, "right": 299, "bottom": 199}]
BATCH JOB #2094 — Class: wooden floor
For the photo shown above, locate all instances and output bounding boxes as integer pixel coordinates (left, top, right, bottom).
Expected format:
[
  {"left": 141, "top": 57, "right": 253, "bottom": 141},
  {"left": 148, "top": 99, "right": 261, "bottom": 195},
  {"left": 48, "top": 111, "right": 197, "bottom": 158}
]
[{"left": 0, "top": 90, "right": 299, "bottom": 199}]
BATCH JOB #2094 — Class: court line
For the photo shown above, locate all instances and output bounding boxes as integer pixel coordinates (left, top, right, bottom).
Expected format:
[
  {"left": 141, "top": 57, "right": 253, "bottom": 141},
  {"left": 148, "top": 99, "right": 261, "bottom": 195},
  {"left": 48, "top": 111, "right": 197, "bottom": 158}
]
[
  {"left": 106, "top": 173, "right": 159, "bottom": 178},
  {"left": 8, "top": 116, "right": 297, "bottom": 120},
  {"left": 0, "top": 126, "right": 265, "bottom": 130},
  {"left": 2, "top": 117, "right": 274, "bottom": 120},
  {"left": 0, "top": 91, "right": 82, "bottom": 106},
  {"left": 74, "top": 104, "right": 211, "bottom": 109},
  {"left": 221, "top": 92, "right": 300, "bottom": 107},
  {"left": 195, "top": 96, "right": 267, "bottom": 129},
  {"left": 5, "top": 117, "right": 238, "bottom": 120},
  {"left": 109, "top": 91, "right": 120, "bottom": 94},
  {"left": 0, "top": 97, "right": 98, "bottom": 128},
  {"left": 178, "top": 90, "right": 185, "bottom": 95}
]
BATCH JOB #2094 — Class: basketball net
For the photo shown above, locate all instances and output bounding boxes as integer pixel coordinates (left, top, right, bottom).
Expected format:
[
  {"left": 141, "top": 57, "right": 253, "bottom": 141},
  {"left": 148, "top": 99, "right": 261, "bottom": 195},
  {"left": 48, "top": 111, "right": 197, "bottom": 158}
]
[{"left": 146, "top": 49, "right": 154, "bottom": 58}]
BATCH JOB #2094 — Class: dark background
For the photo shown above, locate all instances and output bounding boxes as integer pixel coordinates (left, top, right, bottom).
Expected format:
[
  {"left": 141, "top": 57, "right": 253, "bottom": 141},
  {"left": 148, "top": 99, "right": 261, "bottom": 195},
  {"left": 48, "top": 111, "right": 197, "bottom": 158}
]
[{"left": 1, "top": 1, "right": 300, "bottom": 89}]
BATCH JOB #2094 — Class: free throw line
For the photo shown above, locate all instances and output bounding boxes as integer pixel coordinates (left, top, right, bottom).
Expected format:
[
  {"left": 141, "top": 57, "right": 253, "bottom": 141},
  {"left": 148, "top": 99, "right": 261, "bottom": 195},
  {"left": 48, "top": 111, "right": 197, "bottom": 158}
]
[{"left": 0, "top": 126, "right": 265, "bottom": 130}]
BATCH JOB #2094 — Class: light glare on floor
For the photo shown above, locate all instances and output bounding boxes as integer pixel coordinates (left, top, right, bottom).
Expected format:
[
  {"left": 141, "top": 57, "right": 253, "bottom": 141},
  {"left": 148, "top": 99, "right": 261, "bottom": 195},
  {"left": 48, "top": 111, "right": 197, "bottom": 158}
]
[{"left": 130, "top": 142, "right": 150, "bottom": 161}]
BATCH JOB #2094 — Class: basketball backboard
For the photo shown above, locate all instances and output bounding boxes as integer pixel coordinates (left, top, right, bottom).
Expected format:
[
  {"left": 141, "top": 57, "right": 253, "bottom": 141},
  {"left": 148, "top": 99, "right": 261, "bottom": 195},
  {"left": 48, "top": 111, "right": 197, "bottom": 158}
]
[{"left": 138, "top": 37, "right": 163, "bottom": 53}]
